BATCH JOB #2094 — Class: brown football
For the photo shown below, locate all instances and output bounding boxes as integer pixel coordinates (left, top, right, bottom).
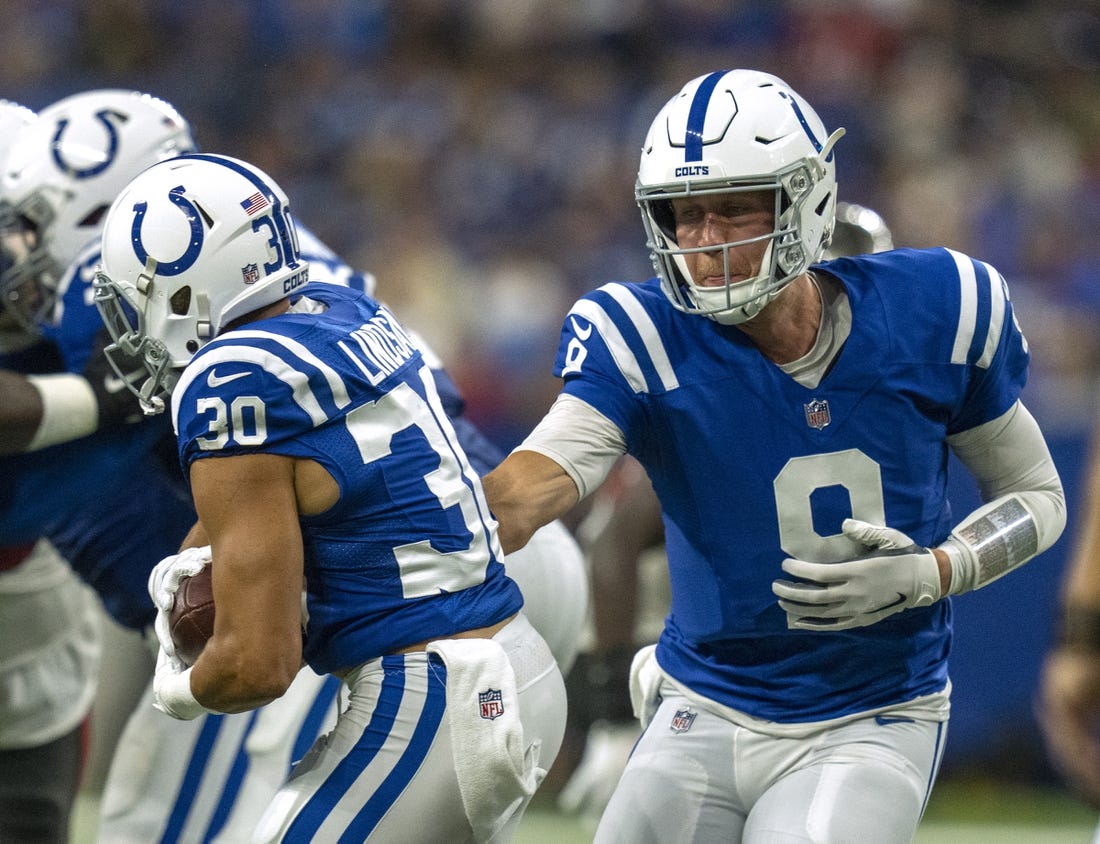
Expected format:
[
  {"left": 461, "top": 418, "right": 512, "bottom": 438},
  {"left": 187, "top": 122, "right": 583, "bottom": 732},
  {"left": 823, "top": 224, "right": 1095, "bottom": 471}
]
[{"left": 168, "top": 565, "right": 215, "bottom": 667}]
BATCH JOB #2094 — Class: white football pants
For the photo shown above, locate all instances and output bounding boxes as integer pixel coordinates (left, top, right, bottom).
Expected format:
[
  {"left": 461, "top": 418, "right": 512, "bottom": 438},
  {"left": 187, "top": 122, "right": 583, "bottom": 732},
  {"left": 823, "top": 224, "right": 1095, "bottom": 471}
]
[
  {"left": 595, "top": 687, "right": 947, "bottom": 843},
  {"left": 251, "top": 612, "right": 566, "bottom": 843}
]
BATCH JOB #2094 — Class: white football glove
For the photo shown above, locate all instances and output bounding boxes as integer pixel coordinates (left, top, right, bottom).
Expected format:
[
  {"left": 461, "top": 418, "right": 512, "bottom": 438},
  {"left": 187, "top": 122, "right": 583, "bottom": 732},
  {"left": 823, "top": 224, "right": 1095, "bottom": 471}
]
[
  {"left": 148, "top": 545, "right": 212, "bottom": 670},
  {"left": 152, "top": 648, "right": 207, "bottom": 720},
  {"left": 772, "top": 519, "right": 942, "bottom": 631}
]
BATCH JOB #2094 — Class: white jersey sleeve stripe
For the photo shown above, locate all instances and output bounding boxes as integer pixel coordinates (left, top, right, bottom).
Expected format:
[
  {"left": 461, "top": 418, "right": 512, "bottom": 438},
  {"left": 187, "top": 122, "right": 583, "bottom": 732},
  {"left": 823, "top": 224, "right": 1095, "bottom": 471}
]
[
  {"left": 599, "top": 283, "right": 680, "bottom": 391},
  {"left": 230, "top": 329, "right": 353, "bottom": 408},
  {"left": 173, "top": 344, "right": 333, "bottom": 427},
  {"left": 977, "top": 261, "right": 1006, "bottom": 370},
  {"left": 948, "top": 248, "right": 978, "bottom": 366},
  {"left": 570, "top": 298, "right": 650, "bottom": 394}
]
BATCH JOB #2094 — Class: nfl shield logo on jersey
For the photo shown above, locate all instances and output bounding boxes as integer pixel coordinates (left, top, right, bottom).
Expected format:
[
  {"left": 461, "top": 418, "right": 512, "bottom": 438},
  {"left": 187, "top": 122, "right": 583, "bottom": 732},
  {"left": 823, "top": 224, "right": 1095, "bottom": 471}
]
[
  {"left": 479, "top": 688, "right": 504, "bottom": 720},
  {"left": 670, "top": 707, "right": 697, "bottom": 734},
  {"left": 804, "top": 398, "right": 831, "bottom": 430}
]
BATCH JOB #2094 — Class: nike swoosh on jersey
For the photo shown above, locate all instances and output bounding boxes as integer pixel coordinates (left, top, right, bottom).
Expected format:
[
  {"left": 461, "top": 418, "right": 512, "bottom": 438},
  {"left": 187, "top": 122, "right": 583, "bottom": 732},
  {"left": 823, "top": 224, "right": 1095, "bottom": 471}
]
[
  {"left": 206, "top": 369, "right": 251, "bottom": 388},
  {"left": 570, "top": 315, "right": 593, "bottom": 340}
]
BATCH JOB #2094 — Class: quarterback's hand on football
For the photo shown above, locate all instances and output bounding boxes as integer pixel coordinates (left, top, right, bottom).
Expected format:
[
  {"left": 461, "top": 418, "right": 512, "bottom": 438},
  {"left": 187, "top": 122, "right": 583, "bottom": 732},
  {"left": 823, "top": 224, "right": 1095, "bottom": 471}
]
[
  {"left": 148, "top": 545, "right": 212, "bottom": 668},
  {"left": 772, "top": 519, "right": 942, "bottom": 631}
]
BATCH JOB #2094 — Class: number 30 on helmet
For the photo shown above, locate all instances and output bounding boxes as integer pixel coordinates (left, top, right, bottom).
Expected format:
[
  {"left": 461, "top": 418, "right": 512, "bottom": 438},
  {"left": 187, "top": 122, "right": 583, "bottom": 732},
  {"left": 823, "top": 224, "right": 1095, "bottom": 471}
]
[{"left": 94, "top": 153, "right": 309, "bottom": 414}]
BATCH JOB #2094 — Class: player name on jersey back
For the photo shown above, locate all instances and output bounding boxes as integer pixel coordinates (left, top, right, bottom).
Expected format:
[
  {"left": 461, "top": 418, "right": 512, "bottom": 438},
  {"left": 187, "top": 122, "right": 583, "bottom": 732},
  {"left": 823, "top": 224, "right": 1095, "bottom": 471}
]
[{"left": 338, "top": 309, "right": 418, "bottom": 385}]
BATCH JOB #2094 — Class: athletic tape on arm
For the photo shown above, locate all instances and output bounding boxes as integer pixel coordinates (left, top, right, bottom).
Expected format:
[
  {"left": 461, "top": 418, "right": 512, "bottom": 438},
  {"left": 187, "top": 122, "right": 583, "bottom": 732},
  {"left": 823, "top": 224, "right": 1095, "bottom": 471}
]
[{"left": 940, "top": 401, "right": 1066, "bottom": 594}]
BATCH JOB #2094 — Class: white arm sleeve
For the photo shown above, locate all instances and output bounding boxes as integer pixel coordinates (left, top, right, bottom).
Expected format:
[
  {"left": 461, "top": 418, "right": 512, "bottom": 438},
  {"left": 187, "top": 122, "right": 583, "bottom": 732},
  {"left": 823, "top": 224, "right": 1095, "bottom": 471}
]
[
  {"left": 939, "top": 400, "right": 1067, "bottom": 594},
  {"left": 515, "top": 393, "right": 627, "bottom": 501}
]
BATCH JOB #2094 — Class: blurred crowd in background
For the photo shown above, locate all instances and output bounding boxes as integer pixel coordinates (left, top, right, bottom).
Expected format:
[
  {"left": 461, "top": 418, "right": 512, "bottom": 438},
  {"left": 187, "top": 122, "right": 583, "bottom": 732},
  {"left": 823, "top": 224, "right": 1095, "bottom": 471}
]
[
  {"left": 3, "top": 0, "right": 1100, "bottom": 788},
  {"left": 3, "top": 0, "right": 1098, "bottom": 450}
]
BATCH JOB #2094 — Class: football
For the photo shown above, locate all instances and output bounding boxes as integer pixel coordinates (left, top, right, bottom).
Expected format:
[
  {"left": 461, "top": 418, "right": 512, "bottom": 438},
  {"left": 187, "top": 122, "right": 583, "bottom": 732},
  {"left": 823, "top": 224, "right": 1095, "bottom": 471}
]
[{"left": 168, "top": 565, "right": 215, "bottom": 667}]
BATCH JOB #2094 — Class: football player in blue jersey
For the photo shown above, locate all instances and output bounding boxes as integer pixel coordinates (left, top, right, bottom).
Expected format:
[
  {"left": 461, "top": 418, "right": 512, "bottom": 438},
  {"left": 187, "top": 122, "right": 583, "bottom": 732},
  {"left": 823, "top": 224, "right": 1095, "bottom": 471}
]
[
  {"left": 0, "top": 90, "right": 350, "bottom": 844},
  {"left": 557, "top": 201, "right": 899, "bottom": 824},
  {"left": 2, "top": 88, "right": 585, "bottom": 842},
  {"left": 482, "top": 68, "right": 1068, "bottom": 842},
  {"left": 94, "top": 152, "right": 568, "bottom": 842},
  {"left": 0, "top": 96, "right": 105, "bottom": 844}
]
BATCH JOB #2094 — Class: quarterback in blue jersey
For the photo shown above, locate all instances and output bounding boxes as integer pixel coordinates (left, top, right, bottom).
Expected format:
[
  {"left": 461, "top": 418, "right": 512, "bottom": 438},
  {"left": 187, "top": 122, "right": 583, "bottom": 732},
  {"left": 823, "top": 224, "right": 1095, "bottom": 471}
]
[
  {"left": 483, "top": 69, "right": 1067, "bottom": 842},
  {"left": 95, "top": 152, "right": 567, "bottom": 842}
]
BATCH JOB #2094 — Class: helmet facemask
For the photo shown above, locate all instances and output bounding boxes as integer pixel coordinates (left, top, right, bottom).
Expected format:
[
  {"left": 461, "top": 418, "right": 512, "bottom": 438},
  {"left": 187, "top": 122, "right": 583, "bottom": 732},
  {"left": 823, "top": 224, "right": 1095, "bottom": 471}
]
[
  {"left": 0, "top": 196, "right": 63, "bottom": 331},
  {"left": 635, "top": 70, "right": 844, "bottom": 325}
]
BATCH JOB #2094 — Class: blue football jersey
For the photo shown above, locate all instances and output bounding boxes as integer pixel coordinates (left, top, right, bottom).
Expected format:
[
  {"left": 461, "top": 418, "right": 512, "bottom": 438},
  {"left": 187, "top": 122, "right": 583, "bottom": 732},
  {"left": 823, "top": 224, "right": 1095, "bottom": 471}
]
[
  {"left": 553, "top": 247, "right": 1029, "bottom": 722},
  {"left": 0, "top": 239, "right": 195, "bottom": 629},
  {"left": 172, "top": 282, "right": 522, "bottom": 675}
]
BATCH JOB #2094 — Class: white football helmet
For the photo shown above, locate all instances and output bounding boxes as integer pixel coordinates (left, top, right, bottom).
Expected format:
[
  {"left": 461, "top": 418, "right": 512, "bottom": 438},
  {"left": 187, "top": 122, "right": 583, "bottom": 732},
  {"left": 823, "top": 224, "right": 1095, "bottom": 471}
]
[
  {"left": 822, "top": 201, "right": 894, "bottom": 259},
  {"left": 94, "top": 153, "right": 309, "bottom": 415},
  {"left": 636, "top": 69, "right": 845, "bottom": 324},
  {"left": 0, "top": 99, "right": 36, "bottom": 164},
  {"left": 0, "top": 89, "right": 195, "bottom": 330}
]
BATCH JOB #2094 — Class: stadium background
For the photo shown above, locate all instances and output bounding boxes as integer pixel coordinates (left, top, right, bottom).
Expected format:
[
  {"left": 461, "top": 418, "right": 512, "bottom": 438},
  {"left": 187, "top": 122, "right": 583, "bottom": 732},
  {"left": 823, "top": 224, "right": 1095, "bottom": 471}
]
[{"left": 4, "top": 0, "right": 1098, "bottom": 839}]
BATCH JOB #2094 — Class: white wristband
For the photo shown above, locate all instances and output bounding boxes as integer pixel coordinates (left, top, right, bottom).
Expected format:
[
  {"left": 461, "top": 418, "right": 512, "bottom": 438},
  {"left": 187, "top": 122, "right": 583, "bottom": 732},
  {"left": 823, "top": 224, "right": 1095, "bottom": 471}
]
[
  {"left": 153, "top": 666, "right": 211, "bottom": 721},
  {"left": 25, "top": 373, "right": 98, "bottom": 452},
  {"left": 939, "top": 496, "right": 1039, "bottom": 595}
]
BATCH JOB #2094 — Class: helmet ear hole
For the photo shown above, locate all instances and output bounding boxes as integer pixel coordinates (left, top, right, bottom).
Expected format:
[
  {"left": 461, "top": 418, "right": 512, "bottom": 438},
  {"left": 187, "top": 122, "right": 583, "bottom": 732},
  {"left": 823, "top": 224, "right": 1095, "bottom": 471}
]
[{"left": 170, "top": 285, "right": 191, "bottom": 316}]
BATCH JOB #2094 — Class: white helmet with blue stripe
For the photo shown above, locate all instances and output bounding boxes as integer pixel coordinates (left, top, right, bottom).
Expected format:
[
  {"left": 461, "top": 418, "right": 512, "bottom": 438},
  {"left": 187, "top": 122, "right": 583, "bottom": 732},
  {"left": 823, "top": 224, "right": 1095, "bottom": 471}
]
[
  {"left": 636, "top": 69, "right": 844, "bottom": 325},
  {"left": 94, "top": 153, "right": 308, "bottom": 414}
]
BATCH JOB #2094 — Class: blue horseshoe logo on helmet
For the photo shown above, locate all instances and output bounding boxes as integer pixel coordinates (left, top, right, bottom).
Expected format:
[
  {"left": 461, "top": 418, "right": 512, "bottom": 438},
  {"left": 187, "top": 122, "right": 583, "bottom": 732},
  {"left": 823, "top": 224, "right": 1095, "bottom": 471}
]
[
  {"left": 129, "top": 185, "right": 205, "bottom": 276},
  {"left": 51, "top": 109, "right": 120, "bottom": 179}
]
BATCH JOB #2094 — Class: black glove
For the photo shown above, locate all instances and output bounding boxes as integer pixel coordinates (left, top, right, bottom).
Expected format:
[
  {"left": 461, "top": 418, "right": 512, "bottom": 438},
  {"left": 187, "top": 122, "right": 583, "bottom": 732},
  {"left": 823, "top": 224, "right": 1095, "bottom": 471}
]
[
  {"left": 84, "top": 328, "right": 145, "bottom": 426},
  {"left": 564, "top": 644, "right": 639, "bottom": 730}
]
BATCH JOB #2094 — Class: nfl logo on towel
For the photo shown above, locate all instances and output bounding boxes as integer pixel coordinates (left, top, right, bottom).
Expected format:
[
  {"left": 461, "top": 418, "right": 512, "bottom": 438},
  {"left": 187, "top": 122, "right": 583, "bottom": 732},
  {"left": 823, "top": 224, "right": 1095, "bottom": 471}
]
[
  {"left": 670, "top": 707, "right": 696, "bottom": 734},
  {"left": 804, "top": 398, "right": 831, "bottom": 430},
  {"left": 479, "top": 688, "right": 504, "bottom": 720}
]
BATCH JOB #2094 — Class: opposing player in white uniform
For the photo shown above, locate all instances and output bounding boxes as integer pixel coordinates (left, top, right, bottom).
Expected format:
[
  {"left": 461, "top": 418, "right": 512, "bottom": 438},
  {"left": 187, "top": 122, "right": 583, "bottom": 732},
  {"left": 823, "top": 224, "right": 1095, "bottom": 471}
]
[
  {"left": 483, "top": 69, "right": 1067, "bottom": 842},
  {"left": 95, "top": 153, "right": 567, "bottom": 842}
]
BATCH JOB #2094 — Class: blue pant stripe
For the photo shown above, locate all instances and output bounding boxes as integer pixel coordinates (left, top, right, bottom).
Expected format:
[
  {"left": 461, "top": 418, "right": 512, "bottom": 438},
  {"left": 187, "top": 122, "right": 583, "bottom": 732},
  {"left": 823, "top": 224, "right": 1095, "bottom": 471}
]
[
  {"left": 161, "top": 713, "right": 225, "bottom": 844},
  {"left": 283, "top": 656, "right": 407, "bottom": 840},
  {"left": 202, "top": 709, "right": 260, "bottom": 841},
  {"left": 341, "top": 655, "right": 448, "bottom": 842},
  {"left": 290, "top": 674, "right": 343, "bottom": 772}
]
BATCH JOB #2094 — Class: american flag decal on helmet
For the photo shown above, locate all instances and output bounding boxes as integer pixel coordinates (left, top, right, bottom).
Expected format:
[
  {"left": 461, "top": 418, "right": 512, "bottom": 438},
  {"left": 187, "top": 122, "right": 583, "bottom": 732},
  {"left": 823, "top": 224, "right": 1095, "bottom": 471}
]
[
  {"left": 479, "top": 688, "right": 504, "bottom": 720},
  {"left": 804, "top": 398, "right": 831, "bottom": 430},
  {"left": 241, "top": 191, "right": 270, "bottom": 216}
]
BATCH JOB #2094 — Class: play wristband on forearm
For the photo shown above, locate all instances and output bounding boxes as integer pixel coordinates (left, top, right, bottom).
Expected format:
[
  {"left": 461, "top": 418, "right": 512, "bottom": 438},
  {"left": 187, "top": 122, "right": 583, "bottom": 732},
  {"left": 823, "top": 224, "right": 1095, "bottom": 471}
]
[
  {"left": 25, "top": 373, "right": 98, "bottom": 451},
  {"left": 938, "top": 496, "right": 1039, "bottom": 595}
]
